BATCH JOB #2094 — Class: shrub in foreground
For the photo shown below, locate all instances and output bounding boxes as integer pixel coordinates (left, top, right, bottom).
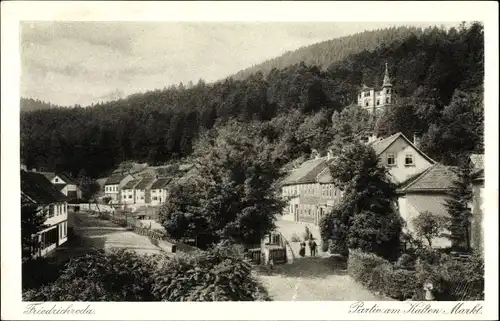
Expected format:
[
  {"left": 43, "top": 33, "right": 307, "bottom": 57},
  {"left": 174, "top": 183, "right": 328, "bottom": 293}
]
[{"left": 23, "top": 246, "right": 270, "bottom": 302}]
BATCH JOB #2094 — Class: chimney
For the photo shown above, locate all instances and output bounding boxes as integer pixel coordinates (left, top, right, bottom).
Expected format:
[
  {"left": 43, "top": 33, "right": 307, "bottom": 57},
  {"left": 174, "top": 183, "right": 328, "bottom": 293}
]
[{"left": 413, "top": 133, "right": 421, "bottom": 148}]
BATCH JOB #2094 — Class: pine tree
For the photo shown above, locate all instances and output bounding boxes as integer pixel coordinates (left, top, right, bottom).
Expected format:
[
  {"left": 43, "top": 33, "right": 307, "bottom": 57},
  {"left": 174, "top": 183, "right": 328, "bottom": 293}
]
[{"left": 444, "top": 155, "right": 473, "bottom": 251}]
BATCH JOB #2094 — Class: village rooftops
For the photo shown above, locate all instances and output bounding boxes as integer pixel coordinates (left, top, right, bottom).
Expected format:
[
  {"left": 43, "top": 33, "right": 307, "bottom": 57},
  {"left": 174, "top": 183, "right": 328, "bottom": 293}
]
[
  {"left": 39, "top": 172, "right": 77, "bottom": 185},
  {"left": 397, "top": 164, "right": 457, "bottom": 193},
  {"left": 281, "top": 157, "right": 330, "bottom": 186},
  {"left": 368, "top": 132, "right": 435, "bottom": 163},
  {"left": 122, "top": 179, "right": 141, "bottom": 190},
  {"left": 21, "top": 170, "right": 68, "bottom": 204},
  {"left": 105, "top": 174, "right": 129, "bottom": 185},
  {"left": 135, "top": 176, "right": 155, "bottom": 190},
  {"left": 150, "top": 178, "right": 171, "bottom": 189}
]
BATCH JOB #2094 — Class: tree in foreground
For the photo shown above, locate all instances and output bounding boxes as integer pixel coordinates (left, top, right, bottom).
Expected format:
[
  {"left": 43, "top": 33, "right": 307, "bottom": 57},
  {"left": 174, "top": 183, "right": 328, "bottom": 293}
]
[
  {"left": 21, "top": 203, "right": 47, "bottom": 261},
  {"left": 444, "top": 156, "right": 474, "bottom": 251},
  {"left": 23, "top": 246, "right": 270, "bottom": 301},
  {"left": 412, "top": 211, "right": 448, "bottom": 247},
  {"left": 159, "top": 120, "right": 287, "bottom": 248},
  {"left": 320, "top": 142, "right": 402, "bottom": 260}
]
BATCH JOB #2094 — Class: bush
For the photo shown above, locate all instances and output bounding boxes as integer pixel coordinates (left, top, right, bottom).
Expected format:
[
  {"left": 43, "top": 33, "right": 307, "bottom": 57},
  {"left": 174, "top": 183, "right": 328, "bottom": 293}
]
[
  {"left": 329, "top": 238, "right": 348, "bottom": 256},
  {"left": 348, "top": 249, "right": 420, "bottom": 301},
  {"left": 22, "top": 258, "right": 67, "bottom": 290},
  {"left": 290, "top": 233, "right": 301, "bottom": 242},
  {"left": 348, "top": 249, "right": 392, "bottom": 288},
  {"left": 97, "top": 212, "right": 111, "bottom": 220},
  {"left": 321, "top": 239, "right": 329, "bottom": 252},
  {"left": 151, "top": 244, "right": 271, "bottom": 301},
  {"left": 384, "top": 269, "right": 419, "bottom": 300},
  {"left": 23, "top": 246, "right": 271, "bottom": 302},
  {"left": 395, "top": 253, "right": 415, "bottom": 270}
]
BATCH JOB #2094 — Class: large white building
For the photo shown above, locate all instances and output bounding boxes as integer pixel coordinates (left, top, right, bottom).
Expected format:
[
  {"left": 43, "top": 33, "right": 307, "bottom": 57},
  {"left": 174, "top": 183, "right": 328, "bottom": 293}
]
[
  {"left": 21, "top": 170, "right": 69, "bottom": 258},
  {"left": 357, "top": 63, "right": 393, "bottom": 114}
]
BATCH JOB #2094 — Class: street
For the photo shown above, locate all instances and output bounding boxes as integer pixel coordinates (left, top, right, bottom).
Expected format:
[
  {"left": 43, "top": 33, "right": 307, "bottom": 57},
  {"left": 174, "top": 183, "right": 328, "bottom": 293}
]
[{"left": 60, "top": 211, "right": 163, "bottom": 259}]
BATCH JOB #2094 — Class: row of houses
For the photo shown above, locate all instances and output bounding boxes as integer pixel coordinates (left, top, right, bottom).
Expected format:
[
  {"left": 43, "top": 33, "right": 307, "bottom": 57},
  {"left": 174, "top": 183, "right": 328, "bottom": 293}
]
[
  {"left": 102, "top": 163, "right": 197, "bottom": 210},
  {"left": 280, "top": 132, "right": 485, "bottom": 252}
]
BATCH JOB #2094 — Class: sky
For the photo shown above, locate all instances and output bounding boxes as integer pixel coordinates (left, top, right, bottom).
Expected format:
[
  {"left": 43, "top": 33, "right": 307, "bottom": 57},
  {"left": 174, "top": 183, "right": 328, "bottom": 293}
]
[{"left": 20, "top": 21, "right": 458, "bottom": 107}]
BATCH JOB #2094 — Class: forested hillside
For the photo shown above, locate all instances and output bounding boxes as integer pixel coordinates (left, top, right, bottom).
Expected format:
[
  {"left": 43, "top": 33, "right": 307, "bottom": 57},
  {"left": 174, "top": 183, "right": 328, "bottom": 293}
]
[
  {"left": 20, "top": 98, "right": 65, "bottom": 112},
  {"left": 231, "top": 26, "right": 425, "bottom": 81},
  {"left": 20, "top": 22, "right": 484, "bottom": 178}
]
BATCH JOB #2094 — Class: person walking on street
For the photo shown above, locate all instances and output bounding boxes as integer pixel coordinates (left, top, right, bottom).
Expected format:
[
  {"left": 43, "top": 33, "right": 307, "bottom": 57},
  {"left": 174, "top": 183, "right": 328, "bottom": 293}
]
[
  {"left": 310, "top": 239, "right": 317, "bottom": 257},
  {"left": 299, "top": 241, "right": 306, "bottom": 257}
]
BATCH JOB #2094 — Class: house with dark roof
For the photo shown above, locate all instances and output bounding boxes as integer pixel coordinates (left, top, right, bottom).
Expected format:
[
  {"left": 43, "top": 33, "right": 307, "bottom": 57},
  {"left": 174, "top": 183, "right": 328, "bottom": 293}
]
[
  {"left": 280, "top": 155, "right": 342, "bottom": 225},
  {"left": 134, "top": 176, "right": 156, "bottom": 206},
  {"left": 396, "top": 164, "right": 458, "bottom": 248},
  {"left": 104, "top": 173, "right": 134, "bottom": 203},
  {"left": 280, "top": 132, "right": 435, "bottom": 226},
  {"left": 21, "top": 170, "right": 69, "bottom": 258},
  {"left": 40, "top": 172, "right": 82, "bottom": 200},
  {"left": 150, "top": 178, "right": 172, "bottom": 206},
  {"left": 120, "top": 178, "right": 142, "bottom": 206},
  {"left": 397, "top": 155, "right": 485, "bottom": 252}
]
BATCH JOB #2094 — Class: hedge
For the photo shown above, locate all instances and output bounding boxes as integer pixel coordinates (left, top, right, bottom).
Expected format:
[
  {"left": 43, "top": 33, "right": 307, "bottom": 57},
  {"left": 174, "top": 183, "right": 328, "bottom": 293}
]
[
  {"left": 348, "top": 249, "right": 484, "bottom": 301},
  {"left": 348, "top": 249, "right": 420, "bottom": 300}
]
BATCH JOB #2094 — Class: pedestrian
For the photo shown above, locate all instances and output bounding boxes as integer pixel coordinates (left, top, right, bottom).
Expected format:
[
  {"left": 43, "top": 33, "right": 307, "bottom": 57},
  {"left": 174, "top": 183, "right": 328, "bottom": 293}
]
[
  {"left": 299, "top": 241, "right": 306, "bottom": 257},
  {"left": 310, "top": 239, "right": 317, "bottom": 256}
]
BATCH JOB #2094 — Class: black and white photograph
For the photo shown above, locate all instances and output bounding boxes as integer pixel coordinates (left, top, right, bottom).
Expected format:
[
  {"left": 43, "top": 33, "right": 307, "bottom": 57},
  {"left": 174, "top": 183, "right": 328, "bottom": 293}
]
[{"left": 2, "top": 1, "right": 498, "bottom": 320}]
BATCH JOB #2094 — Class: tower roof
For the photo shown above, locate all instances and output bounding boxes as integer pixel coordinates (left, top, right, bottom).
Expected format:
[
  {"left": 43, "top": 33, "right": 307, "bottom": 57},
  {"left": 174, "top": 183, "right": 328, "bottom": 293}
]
[{"left": 383, "top": 62, "right": 392, "bottom": 87}]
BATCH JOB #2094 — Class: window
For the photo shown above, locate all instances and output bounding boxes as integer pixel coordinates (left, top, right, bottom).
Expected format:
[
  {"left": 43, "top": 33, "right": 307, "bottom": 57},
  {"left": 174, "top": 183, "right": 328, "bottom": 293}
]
[
  {"left": 55, "top": 178, "right": 59, "bottom": 183},
  {"left": 365, "top": 101, "right": 369, "bottom": 107},
  {"left": 387, "top": 153, "right": 396, "bottom": 166},
  {"left": 376, "top": 99, "right": 380, "bottom": 105},
  {"left": 386, "top": 88, "right": 391, "bottom": 94},
  {"left": 386, "top": 97, "right": 390, "bottom": 103},
  {"left": 140, "top": 196, "right": 144, "bottom": 200},
  {"left": 49, "top": 205, "right": 55, "bottom": 217},
  {"left": 152, "top": 196, "right": 158, "bottom": 201},
  {"left": 128, "top": 195, "right": 132, "bottom": 199},
  {"left": 405, "top": 154, "right": 414, "bottom": 166}
]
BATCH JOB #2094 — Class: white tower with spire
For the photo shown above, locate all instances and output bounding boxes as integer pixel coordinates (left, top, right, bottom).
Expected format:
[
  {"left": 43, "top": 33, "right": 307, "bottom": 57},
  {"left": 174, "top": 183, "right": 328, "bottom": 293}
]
[{"left": 357, "top": 62, "right": 393, "bottom": 113}]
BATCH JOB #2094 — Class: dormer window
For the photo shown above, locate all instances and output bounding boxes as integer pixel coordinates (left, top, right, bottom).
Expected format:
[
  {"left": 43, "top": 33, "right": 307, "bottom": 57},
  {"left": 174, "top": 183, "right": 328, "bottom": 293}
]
[
  {"left": 386, "top": 153, "right": 396, "bottom": 166},
  {"left": 405, "top": 154, "right": 414, "bottom": 166}
]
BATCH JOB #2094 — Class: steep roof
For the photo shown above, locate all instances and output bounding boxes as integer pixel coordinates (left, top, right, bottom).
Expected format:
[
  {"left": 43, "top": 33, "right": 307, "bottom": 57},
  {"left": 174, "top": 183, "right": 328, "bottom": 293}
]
[
  {"left": 281, "top": 157, "right": 328, "bottom": 186},
  {"left": 39, "top": 171, "right": 56, "bottom": 182},
  {"left": 368, "top": 132, "right": 435, "bottom": 164},
  {"left": 136, "top": 177, "right": 155, "bottom": 190},
  {"left": 53, "top": 183, "right": 67, "bottom": 191},
  {"left": 58, "top": 173, "right": 77, "bottom": 185},
  {"left": 122, "top": 179, "right": 141, "bottom": 189},
  {"left": 105, "top": 174, "right": 128, "bottom": 185},
  {"left": 398, "top": 164, "right": 457, "bottom": 193},
  {"left": 150, "top": 178, "right": 171, "bottom": 189},
  {"left": 176, "top": 167, "right": 199, "bottom": 185},
  {"left": 21, "top": 171, "right": 68, "bottom": 204}
]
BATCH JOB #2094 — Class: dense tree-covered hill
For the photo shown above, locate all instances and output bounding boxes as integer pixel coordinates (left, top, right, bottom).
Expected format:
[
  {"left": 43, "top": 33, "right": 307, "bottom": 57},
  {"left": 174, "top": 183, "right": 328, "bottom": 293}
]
[
  {"left": 20, "top": 22, "right": 483, "bottom": 178},
  {"left": 20, "top": 98, "right": 65, "bottom": 112},
  {"left": 230, "top": 26, "right": 426, "bottom": 81}
]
